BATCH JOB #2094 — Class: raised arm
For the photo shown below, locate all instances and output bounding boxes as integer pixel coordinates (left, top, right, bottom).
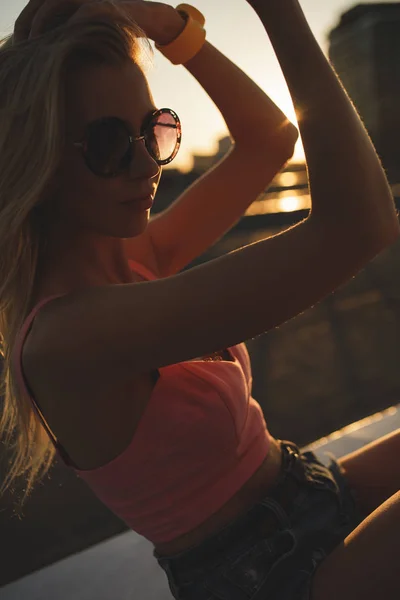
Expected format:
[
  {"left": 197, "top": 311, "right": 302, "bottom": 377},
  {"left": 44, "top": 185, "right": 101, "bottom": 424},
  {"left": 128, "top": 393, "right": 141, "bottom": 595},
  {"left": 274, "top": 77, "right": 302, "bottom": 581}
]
[
  {"left": 146, "top": 39, "right": 299, "bottom": 276},
  {"left": 247, "top": 0, "right": 399, "bottom": 234},
  {"left": 33, "top": 0, "right": 399, "bottom": 381}
]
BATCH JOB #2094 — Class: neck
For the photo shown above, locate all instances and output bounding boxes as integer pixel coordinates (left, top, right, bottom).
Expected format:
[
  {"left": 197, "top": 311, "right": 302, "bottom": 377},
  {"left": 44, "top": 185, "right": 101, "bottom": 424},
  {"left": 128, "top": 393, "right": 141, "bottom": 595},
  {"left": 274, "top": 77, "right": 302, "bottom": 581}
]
[{"left": 34, "top": 228, "right": 132, "bottom": 301}]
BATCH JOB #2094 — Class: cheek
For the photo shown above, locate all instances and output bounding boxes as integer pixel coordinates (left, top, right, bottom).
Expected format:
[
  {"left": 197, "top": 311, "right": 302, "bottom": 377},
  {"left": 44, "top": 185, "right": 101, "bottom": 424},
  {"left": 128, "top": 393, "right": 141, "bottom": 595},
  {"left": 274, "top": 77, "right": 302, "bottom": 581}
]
[
  {"left": 55, "top": 152, "right": 121, "bottom": 211},
  {"left": 59, "top": 151, "right": 100, "bottom": 198},
  {"left": 50, "top": 150, "right": 161, "bottom": 234}
]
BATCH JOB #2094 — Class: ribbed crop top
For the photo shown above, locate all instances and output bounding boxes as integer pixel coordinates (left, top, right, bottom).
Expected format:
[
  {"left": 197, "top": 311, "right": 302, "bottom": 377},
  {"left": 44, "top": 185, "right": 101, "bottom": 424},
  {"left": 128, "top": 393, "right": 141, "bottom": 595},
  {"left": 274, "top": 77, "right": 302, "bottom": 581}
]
[{"left": 12, "top": 260, "right": 271, "bottom": 545}]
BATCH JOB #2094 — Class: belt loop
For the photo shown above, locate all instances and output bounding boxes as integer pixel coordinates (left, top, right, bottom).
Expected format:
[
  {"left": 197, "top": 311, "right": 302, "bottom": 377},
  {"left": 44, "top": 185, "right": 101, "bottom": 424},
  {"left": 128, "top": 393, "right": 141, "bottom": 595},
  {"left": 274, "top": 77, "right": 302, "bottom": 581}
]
[
  {"left": 279, "top": 440, "right": 298, "bottom": 470},
  {"left": 279, "top": 440, "right": 306, "bottom": 484}
]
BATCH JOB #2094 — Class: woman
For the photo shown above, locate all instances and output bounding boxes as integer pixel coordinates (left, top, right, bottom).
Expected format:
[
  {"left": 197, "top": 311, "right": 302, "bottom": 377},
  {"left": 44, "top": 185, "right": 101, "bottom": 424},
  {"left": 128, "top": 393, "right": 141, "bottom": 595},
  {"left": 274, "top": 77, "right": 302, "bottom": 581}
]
[{"left": 0, "top": 0, "right": 399, "bottom": 598}]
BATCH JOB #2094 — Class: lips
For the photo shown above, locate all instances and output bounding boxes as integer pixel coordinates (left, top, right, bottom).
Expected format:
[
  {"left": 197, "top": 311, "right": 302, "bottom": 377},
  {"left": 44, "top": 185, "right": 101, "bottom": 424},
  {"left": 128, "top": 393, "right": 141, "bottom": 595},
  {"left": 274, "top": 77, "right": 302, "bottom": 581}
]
[
  {"left": 121, "top": 195, "right": 154, "bottom": 210},
  {"left": 121, "top": 191, "right": 155, "bottom": 203}
]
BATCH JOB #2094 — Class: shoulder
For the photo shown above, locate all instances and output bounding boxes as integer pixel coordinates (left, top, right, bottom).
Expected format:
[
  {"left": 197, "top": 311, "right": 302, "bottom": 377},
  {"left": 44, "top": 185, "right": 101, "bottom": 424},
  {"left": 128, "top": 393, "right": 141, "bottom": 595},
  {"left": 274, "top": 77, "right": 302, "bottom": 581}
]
[{"left": 22, "top": 308, "right": 157, "bottom": 471}]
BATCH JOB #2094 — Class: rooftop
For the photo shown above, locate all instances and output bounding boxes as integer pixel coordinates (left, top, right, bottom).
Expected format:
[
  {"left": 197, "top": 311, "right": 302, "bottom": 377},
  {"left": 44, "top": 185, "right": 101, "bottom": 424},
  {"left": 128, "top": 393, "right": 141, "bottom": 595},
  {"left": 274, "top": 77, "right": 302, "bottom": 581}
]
[{"left": 329, "top": 2, "right": 400, "bottom": 40}]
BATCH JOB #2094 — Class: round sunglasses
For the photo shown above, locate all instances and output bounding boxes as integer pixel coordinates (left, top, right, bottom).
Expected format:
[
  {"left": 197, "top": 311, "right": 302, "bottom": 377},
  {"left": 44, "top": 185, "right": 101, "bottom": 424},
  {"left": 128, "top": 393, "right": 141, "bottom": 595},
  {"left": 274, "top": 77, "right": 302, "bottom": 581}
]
[{"left": 73, "top": 108, "right": 182, "bottom": 178}]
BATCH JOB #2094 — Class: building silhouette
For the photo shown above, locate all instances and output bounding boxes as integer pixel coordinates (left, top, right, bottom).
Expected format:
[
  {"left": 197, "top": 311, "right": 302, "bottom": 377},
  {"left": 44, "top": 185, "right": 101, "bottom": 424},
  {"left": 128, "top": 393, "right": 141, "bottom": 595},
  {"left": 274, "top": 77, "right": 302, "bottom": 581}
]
[
  {"left": 157, "top": 135, "right": 308, "bottom": 220},
  {"left": 329, "top": 3, "right": 400, "bottom": 184},
  {"left": 191, "top": 136, "right": 233, "bottom": 174}
]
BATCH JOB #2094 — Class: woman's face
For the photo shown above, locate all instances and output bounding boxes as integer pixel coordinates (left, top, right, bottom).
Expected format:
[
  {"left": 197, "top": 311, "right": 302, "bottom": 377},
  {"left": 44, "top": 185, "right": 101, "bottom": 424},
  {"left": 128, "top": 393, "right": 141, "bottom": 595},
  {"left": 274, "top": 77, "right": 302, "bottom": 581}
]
[{"left": 53, "top": 60, "right": 162, "bottom": 239}]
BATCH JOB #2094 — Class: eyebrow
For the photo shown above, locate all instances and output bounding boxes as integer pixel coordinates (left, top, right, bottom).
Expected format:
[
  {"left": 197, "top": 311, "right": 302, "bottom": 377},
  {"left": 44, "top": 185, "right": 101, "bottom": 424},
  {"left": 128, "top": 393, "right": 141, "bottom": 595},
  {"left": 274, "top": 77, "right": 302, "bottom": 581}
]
[
  {"left": 72, "top": 106, "right": 163, "bottom": 146},
  {"left": 91, "top": 106, "right": 159, "bottom": 133}
]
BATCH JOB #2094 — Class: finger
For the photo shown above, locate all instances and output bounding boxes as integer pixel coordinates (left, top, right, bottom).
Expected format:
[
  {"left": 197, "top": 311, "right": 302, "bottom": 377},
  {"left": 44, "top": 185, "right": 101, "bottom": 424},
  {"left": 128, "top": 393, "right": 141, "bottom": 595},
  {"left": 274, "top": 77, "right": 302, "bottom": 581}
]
[
  {"left": 14, "top": 0, "right": 47, "bottom": 42},
  {"left": 66, "top": 1, "right": 121, "bottom": 25},
  {"left": 29, "top": 0, "right": 89, "bottom": 39},
  {"left": 67, "top": 1, "right": 146, "bottom": 33}
]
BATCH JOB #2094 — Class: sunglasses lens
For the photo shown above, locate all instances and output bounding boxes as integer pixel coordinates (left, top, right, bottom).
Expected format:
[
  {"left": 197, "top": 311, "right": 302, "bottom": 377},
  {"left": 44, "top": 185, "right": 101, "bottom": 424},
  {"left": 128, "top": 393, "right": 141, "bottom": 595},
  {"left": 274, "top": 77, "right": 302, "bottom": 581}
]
[
  {"left": 85, "top": 118, "right": 130, "bottom": 176},
  {"left": 146, "top": 110, "right": 181, "bottom": 164},
  {"left": 81, "top": 110, "right": 181, "bottom": 176}
]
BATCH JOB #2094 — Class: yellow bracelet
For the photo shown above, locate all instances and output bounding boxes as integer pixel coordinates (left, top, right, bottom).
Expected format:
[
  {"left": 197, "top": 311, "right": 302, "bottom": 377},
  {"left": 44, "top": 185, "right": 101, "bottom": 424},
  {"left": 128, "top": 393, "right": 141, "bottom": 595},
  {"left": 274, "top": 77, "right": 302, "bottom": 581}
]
[
  {"left": 176, "top": 4, "right": 206, "bottom": 27},
  {"left": 156, "top": 5, "right": 206, "bottom": 66}
]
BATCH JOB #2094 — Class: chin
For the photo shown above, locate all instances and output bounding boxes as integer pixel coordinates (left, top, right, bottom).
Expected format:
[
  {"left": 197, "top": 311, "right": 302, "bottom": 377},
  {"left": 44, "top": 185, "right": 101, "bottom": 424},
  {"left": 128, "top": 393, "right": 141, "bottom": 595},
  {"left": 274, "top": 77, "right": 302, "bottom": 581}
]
[
  {"left": 121, "top": 212, "right": 150, "bottom": 238},
  {"left": 95, "top": 208, "right": 150, "bottom": 239}
]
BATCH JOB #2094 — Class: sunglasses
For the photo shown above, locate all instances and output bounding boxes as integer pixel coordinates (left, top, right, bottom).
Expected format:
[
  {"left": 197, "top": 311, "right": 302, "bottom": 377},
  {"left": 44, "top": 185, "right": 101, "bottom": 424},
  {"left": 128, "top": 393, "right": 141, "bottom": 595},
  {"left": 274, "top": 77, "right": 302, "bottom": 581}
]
[{"left": 73, "top": 108, "right": 181, "bottom": 178}]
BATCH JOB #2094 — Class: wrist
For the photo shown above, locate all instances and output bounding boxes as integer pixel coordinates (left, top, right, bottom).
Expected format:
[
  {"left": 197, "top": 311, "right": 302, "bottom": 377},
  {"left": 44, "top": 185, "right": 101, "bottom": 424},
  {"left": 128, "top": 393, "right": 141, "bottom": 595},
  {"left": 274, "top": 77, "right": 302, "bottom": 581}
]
[
  {"left": 155, "top": 7, "right": 187, "bottom": 46},
  {"left": 248, "top": 0, "right": 299, "bottom": 18},
  {"left": 155, "top": 5, "right": 206, "bottom": 66}
]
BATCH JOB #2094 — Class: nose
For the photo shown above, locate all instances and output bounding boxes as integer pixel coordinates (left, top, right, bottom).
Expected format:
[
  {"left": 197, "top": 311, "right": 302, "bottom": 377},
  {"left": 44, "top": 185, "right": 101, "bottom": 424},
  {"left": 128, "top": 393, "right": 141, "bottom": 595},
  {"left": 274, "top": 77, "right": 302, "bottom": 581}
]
[{"left": 128, "top": 137, "right": 160, "bottom": 181}]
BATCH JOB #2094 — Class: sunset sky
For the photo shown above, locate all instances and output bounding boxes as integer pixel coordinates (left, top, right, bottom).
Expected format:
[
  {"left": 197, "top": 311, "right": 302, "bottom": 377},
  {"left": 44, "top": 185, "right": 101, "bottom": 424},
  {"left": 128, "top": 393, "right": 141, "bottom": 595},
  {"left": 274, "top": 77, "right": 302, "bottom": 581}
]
[{"left": 1, "top": 0, "right": 396, "bottom": 170}]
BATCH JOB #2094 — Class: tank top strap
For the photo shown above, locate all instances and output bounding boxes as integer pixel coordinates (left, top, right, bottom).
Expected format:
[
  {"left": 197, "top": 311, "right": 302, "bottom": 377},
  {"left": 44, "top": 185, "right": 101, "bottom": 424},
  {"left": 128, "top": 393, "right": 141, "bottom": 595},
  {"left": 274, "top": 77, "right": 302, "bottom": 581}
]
[
  {"left": 127, "top": 259, "right": 158, "bottom": 281},
  {"left": 12, "top": 294, "right": 77, "bottom": 468},
  {"left": 13, "top": 261, "right": 159, "bottom": 468}
]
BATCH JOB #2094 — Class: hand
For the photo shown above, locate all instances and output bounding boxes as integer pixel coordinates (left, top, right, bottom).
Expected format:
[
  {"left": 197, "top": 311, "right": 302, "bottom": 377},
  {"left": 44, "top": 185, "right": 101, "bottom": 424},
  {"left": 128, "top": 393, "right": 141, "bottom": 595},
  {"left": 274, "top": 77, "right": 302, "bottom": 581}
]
[
  {"left": 245, "top": 0, "right": 270, "bottom": 13},
  {"left": 13, "top": 0, "right": 86, "bottom": 43},
  {"left": 14, "top": 0, "right": 186, "bottom": 46}
]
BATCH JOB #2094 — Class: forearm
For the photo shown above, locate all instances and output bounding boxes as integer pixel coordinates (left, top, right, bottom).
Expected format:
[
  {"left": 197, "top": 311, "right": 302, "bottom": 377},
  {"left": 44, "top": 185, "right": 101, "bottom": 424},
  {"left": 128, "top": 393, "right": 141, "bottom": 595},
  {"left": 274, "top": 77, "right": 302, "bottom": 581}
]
[
  {"left": 250, "top": 0, "right": 399, "bottom": 236},
  {"left": 183, "top": 40, "right": 298, "bottom": 152}
]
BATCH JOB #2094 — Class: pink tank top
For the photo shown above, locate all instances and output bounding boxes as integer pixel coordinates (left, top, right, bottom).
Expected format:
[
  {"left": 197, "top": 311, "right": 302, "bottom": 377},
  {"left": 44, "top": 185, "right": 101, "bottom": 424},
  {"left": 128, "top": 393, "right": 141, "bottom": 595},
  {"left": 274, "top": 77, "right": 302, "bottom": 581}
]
[{"left": 12, "top": 260, "right": 271, "bottom": 544}]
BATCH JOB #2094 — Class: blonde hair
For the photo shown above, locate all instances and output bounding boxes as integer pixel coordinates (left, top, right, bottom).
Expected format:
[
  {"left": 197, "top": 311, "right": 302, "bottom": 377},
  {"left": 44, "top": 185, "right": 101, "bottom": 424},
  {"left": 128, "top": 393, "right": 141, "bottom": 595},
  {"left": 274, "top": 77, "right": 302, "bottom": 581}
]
[{"left": 0, "top": 3, "right": 151, "bottom": 506}]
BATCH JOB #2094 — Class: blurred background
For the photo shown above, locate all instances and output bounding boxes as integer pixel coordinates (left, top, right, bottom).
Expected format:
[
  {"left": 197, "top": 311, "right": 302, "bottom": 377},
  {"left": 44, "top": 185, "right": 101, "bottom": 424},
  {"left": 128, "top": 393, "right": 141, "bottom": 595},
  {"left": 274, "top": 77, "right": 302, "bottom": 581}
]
[{"left": 1, "top": 0, "right": 400, "bottom": 589}]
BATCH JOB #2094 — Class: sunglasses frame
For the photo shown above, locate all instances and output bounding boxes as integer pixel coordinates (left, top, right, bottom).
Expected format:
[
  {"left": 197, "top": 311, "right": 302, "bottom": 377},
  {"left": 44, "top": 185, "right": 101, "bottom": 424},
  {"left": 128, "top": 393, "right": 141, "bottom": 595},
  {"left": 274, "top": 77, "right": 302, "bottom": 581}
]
[{"left": 73, "top": 107, "right": 182, "bottom": 178}]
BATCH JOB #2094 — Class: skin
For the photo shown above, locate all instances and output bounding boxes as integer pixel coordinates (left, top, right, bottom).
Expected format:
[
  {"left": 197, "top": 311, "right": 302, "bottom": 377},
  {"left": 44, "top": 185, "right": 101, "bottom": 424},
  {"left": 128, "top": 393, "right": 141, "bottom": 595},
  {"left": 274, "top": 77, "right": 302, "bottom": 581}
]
[
  {"left": 36, "top": 60, "right": 161, "bottom": 296},
  {"left": 22, "top": 4, "right": 399, "bottom": 594},
  {"left": 310, "top": 431, "right": 400, "bottom": 599}
]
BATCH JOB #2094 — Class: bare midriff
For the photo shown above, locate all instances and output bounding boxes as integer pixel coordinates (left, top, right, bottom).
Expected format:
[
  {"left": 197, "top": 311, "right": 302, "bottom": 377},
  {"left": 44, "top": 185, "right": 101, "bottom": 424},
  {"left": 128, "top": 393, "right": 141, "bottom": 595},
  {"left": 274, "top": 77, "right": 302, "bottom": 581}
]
[{"left": 153, "top": 435, "right": 283, "bottom": 556}]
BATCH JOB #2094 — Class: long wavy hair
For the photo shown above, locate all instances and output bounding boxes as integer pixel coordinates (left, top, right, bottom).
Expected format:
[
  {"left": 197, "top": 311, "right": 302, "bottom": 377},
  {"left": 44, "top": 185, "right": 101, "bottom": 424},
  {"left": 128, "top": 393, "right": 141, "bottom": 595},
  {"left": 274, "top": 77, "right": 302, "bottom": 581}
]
[{"left": 0, "top": 2, "right": 151, "bottom": 506}]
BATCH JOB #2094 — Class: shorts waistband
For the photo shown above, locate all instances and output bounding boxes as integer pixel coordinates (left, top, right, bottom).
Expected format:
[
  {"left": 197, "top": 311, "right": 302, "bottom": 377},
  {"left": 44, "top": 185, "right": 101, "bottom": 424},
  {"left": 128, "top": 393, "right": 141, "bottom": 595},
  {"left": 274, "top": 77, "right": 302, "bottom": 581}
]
[{"left": 154, "top": 441, "right": 305, "bottom": 573}]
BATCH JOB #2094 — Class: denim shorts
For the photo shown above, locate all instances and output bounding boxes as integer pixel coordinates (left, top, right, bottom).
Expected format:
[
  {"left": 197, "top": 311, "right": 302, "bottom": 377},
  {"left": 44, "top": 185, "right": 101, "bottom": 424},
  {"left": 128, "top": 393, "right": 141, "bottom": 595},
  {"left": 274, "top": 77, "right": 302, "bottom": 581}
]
[{"left": 153, "top": 440, "right": 362, "bottom": 600}]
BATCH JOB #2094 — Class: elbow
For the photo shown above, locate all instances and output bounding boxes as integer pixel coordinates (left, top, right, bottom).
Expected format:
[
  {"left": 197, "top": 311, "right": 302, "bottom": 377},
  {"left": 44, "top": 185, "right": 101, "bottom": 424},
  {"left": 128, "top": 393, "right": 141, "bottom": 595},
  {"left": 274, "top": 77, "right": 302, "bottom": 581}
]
[
  {"left": 275, "top": 121, "right": 299, "bottom": 153},
  {"left": 284, "top": 123, "right": 300, "bottom": 148},
  {"left": 264, "top": 123, "right": 299, "bottom": 162},
  {"left": 357, "top": 208, "right": 400, "bottom": 253},
  {"left": 359, "top": 221, "right": 400, "bottom": 264},
  {"left": 235, "top": 121, "right": 299, "bottom": 159},
  {"left": 274, "top": 130, "right": 298, "bottom": 169},
  {"left": 267, "top": 121, "right": 300, "bottom": 159},
  {"left": 248, "top": 131, "right": 297, "bottom": 171},
  {"left": 312, "top": 210, "right": 400, "bottom": 263},
  {"left": 375, "top": 216, "right": 400, "bottom": 249}
]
